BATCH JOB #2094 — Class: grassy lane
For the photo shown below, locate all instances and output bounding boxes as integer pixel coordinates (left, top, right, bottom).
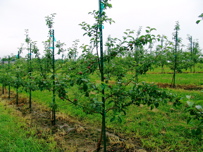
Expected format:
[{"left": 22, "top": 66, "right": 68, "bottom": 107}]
[
  {"left": 0, "top": 100, "right": 59, "bottom": 152},
  {"left": 139, "top": 73, "right": 203, "bottom": 86},
  {"left": 147, "top": 64, "right": 203, "bottom": 74}
]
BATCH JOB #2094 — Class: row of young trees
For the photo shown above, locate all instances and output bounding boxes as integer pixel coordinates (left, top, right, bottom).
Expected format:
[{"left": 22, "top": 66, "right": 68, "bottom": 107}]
[{"left": 0, "top": 1, "right": 202, "bottom": 151}]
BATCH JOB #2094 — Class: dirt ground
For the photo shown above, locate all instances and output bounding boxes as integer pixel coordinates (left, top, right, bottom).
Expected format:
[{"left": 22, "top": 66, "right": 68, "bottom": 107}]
[{"left": 156, "top": 83, "right": 203, "bottom": 90}]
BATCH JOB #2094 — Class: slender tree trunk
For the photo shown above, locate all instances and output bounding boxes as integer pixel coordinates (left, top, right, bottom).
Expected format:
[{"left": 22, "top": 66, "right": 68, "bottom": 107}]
[
  {"left": 193, "top": 64, "right": 196, "bottom": 73},
  {"left": 161, "top": 64, "right": 165, "bottom": 73},
  {"left": 8, "top": 56, "right": 11, "bottom": 99},
  {"left": 8, "top": 85, "right": 10, "bottom": 99},
  {"left": 29, "top": 89, "right": 32, "bottom": 111},
  {"left": 99, "top": 0, "right": 106, "bottom": 151},
  {"left": 171, "top": 23, "right": 179, "bottom": 88},
  {"left": 2, "top": 85, "right": 4, "bottom": 94},
  {"left": 171, "top": 70, "right": 176, "bottom": 88},
  {"left": 190, "top": 66, "right": 192, "bottom": 73},
  {"left": 16, "top": 51, "right": 20, "bottom": 105},
  {"left": 16, "top": 88, "right": 19, "bottom": 105},
  {"left": 96, "top": 123, "right": 103, "bottom": 151},
  {"left": 134, "top": 46, "right": 139, "bottom": 83},
  {"left": 29, "top": 43, "right": 32, "bottom": 112},
  {"left": 51, "top": 29, "right": 56, "bottom": 126}
]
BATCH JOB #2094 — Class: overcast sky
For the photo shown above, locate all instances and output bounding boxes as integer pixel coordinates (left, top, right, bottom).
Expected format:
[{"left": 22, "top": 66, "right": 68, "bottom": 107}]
[{"left": 0, "top": 0, "right": 202, "bottom": 58}]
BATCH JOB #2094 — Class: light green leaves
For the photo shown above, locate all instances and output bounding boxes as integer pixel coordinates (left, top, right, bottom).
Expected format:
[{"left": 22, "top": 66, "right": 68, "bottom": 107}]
[
  {"left": 186, "top": 101, "right": 194, "bottom": 107},
  {"left": 45, "top": 13, "right": 56, "bottom": 29}
]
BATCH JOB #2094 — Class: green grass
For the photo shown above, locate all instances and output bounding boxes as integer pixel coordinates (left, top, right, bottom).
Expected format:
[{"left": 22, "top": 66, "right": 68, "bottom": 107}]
[
  {"left": 109, "top": 102, "right": 202, "bottom": 151},
  {"left": 22, "top": 88, "right": 202, "bottom": 151},
  {"left": 170, "top": 89, "right": 203, "bottom": 103},
  {"left": 30, "top": 90, "right": 100, "bottom": 123},
  {"left": 139, "top": 73, "right": 203, "bottom": 86},
  {"left": 0, "top": 101, "right": 59, "bottom": 152},
  {"left": 148, "top": 63, "right": 203, "bottom": 73}
]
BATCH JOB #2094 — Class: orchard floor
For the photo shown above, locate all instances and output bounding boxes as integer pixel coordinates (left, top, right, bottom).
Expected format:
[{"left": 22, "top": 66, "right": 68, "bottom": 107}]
[
  {"left": 0, "top": 90, "right": 146, "bottom": 152},
  {"left": 156, "top": 83, "right": 203, "bottom": 90}
]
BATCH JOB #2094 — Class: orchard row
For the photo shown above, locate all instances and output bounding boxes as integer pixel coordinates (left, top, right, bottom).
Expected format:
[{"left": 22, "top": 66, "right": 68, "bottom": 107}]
[{"left": 0, "top": 1, "right": 202, "bottom": 151}]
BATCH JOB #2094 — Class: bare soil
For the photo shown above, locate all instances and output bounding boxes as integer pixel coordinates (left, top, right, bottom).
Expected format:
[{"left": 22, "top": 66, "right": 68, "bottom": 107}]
[
  {"left": 148, "top": 71, "right": 203, "bottom": 74},
  {"left": 156, "top": 83, "right": 203, "bottom": 90}
]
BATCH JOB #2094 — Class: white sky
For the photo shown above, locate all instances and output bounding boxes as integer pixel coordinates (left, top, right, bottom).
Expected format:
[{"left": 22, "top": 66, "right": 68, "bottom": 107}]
[{"left": 0, "top": 0, "right": 202, "bottom": 58}]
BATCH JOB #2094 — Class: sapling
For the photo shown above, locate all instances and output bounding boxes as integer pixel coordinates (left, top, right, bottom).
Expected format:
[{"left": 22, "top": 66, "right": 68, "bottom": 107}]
[
  {"left": 122, "top": 27, "right": 157, "bottom": 82},
  {"left": 45, "top": 13, "right": 57, "bottom": 125},
  {"left": 187, "top": 35, "right": 201, "bottom": 73},
  {"left": 25, "top": 29, "right": 33, "bottom": 111},
  {"left": 57, "top": 1, "right": 177, "bottom": 151},
  {"left": 15, "top": 45, "right": 23, "bottom": 105},
  {"left": 171, "top": 21, "right": 180, "bottom": 88},
  {"left": 155, "top": 35, "right": 171, "bottom": 73},
  {"left": 8, "top": 56, "right": 11, "bottom": 99},
  {"left": 45, "top": 13, "right": 66, "bottom": 125}
]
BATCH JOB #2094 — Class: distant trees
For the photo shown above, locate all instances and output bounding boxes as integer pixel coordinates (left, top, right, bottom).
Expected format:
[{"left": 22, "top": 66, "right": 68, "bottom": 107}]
[
  {"left": 187, "top": 35, "right": 202, "bottom": 72},
  {"left": 155, "top": 35, "right": 173, "bottom": 73}
]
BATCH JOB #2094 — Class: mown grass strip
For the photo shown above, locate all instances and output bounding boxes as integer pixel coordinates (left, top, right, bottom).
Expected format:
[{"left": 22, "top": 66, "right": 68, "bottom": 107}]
[
  {"left": 0, "top": 100, "right": 59, "bottom": 152},
  {"left": 148, "top": 64, "right": 203, "bottom": 74},
  {"left": 139, "top": 73, "right": 203, "bottom": 86}
]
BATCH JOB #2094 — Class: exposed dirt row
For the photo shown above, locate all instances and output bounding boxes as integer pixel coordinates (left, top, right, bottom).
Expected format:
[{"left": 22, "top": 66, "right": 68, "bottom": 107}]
[
  {"left": 156, "top": 83, "right": 203, "bottom": 90},
  {"left": 147, "top": 71, "right": 203, "bottom": 74},
  {"left": 0, "top": 89, "right": 146, "bottom": 152}
]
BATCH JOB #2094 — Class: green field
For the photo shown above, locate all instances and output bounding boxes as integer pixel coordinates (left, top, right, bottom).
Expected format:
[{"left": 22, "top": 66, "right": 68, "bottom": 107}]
[
  {"left": 0, "top": 100, "right": 59, "bottom": 152},
  {"left": 140, "top": 72, "right": 203, "bottom": 86}
]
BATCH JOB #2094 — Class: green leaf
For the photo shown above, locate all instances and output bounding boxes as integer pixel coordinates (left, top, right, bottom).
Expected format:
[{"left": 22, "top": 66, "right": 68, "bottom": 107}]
[
  {"left": 190, "top": 110, "right": 196, "bottom": 115},
  {"left": 195, "top": 128, "right": 202, "bottom": 135},
  {"left": 154, "top": 102, "right": 159, "bottom": 108},
  {"left": 100, "top": 83, "right": 106, "bottom": 90},
  {"left": 108, "top": 100, "right": 114, "bottom": 105},
  {"left": 196, "top": 20, "right": 201, "bottom": 24},
  {"left": 192, "top": 128, "right": 202, "bottom": 135},
  {"left": 83, "top": 83, "right": 88, "bottom": 92},
  {"left": 85, "top": 92, "right": 89, "bottom": 97},
  {"left": 186, "top": 101, "right": 194, "bottom": 107},
  {"left": 186, "top": 95, "right": 191, "bottom": 99},
  {"left": 195, "top": 105, "right": 202, "bottom": 110},
  {"left": 118, "top": 116, "right": 122, "bottom": 123},
  {"left": 106, "top": 3, "right": 112, "bottom": 8},
  {"left": 121, "top": 109, "right": 127, "bottom": 115},
  {"left": 198, "top": 13, "right": 203, "bottom": 17},
  {"left": 187, "top": 118, "right": 192, "bottom": 124},
  {"left": 191, "top": 129, "right": 196, "bottom": 135},
  {"left": 110, "top": 116, "right": 116, "bottom": 122}
]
